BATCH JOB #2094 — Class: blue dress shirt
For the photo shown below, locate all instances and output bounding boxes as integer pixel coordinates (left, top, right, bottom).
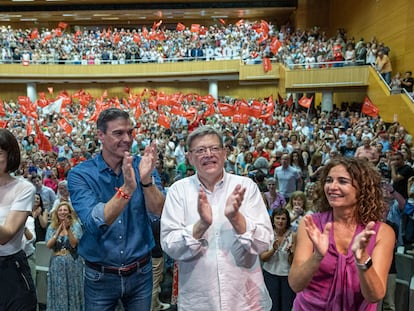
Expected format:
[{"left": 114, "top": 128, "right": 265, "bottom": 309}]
[{"left": 67, "top": 153, "right": 160, "bottom": 266}]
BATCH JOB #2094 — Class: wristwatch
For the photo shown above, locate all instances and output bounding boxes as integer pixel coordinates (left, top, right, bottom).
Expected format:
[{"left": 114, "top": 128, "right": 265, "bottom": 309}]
[{"left": 355, "top": 256, "right": 373, "bottom": 271}]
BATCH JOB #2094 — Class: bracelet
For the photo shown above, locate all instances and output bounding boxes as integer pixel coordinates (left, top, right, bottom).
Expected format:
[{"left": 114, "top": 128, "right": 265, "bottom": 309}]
[
  {"left": 115, "top": 187, "right": 132, "bottom": 200},
  {"left": 140, "top": 181, "right": 153, "bottom": 188}
]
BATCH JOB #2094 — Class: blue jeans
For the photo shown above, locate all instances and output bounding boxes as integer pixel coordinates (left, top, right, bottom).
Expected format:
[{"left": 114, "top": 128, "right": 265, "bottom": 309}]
[{"left": 84, "top": 259, "right": 153, "bottom": 311}]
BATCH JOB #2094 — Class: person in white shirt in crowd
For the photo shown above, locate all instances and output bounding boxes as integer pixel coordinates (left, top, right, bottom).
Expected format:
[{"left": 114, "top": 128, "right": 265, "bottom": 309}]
[{"left": 161, "top": 126, "right": 273, "bottom": 311}]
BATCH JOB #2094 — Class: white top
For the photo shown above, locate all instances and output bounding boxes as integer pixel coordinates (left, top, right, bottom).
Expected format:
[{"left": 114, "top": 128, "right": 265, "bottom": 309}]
[
  {"left": 0, "top": 177, "right": 35, "bottom": 256},
  {"left": 21, "top": 216, "right": 36, "bottom": 257},
  {"left": 161, "top": 172, "right": 273, "bottom": 311},
  {"left": 262, "top": 230, "right": 294, "bottom": 276}
]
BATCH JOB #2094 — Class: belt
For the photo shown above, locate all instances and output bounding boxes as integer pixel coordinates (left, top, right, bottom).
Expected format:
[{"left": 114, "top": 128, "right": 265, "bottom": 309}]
[
  {"left": 85, "top": 253, "right": 151, "bottom": 277},
  {"left": 54, "top": 249, "right": 69, "bottom": 256}
]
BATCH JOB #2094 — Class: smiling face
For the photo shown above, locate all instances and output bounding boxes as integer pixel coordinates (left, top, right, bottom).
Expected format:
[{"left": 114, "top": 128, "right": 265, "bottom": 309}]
[
  {"left": 57, "top": 204, "right": 70, "bottom": 222},
  {"left": 273, "top": 214, "right": 288, "bottom": 231},
  {"left": 324, "top": 164, "right": 358, "bottom": 210},
  {"left": 187, "top": 134, "right": 225, "bottom": 188},
  {"left": 98, "top": 117, "right": 134, "bottom": 165}
]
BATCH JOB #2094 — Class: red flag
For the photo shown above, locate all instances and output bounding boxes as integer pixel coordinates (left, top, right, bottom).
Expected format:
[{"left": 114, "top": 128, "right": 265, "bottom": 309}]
[
  {"left": 361, "top": 96, "right": 379, "bottom": 117},
  {"left": 152, "top": 20, "right": 163, "bottom": 30},
  {"left": 237, "top": 100, "right": 251, "bottom": 115},
  {"left": 263, "top": 58, "right": 272, "bottom": 72},
  {"left": 250, "top": 100, "right": 263, "bottom": 118},
  {"left": 286, "top": 95, "right": 293, "bottom": 108},
  {"left": 30, "top": 29, "right": 39, "bottom": 40},
  {"left": 176, "top": 23, "right": 185, "bottom": 31},
  {"left": 55, "top": 28, "right": 62, "bottom": 37},
  {"left": 285, "top": 113, "right": 293, "bottom": 130},
  {"left": 0, "top": 120, "right": 7, "bottom": 128},
  {"left": 277, "top": 93, "right": 285, "bottom": 105},
  {"left": 158, "top": 113, "right": 170, "bottom": 129},
  {"left": 190, "top": 24, "right": 200, "bottom": 33},
  {"left": 299, "top": 95, "right": 313, "bottom": 109},
  {"left": 134, "top": 104, "right": 142, "bottom": 119},
  {"left": 58, "top": 118, "right": 73, "bottom": 134},
  {"left": 233, "top": 114, "right": 249, "bottom": 124},
  {"left": 203, "top": 103, "right": 216, "bottom": 117},
  {"left": 133, "top": 33, "right": 141, "bottom": 44},
  {"left": 34, "top": 121, "right": 52, "bottom": 152},
  {"left": 270, "top": 37, "right": 282, "bottom": 54},
  {"left": 265, "top": 96, "right": 274, "bottom": 114},
  {"left": 236, "top": 19, "right": 245, "bottom": 27},
  {"left": 218, "top": 18, "right": 226, "bottom": 25},
  {"left": 58, "top": 22, "right": 68, "bottom": 29},
  {"left": 26, "top": 121, "right": 33, "bottom": 137},
  {"left": 218, "top": 102, "right": 235, "bottom": 117},
  {"left": 142, "top": 27, "right": 149, "bottom": 40},
  {"left": 0, "top": 99, "right": 5, "bottom": 117},
  {"left": 78, "top": 106, "right": 87, "bottom": 121},
  {"left": 261, "top": 20, "right": 270, "bottom": 35},
  {"left": 113, "top": 32, "right": 120, "bottom": 44}
]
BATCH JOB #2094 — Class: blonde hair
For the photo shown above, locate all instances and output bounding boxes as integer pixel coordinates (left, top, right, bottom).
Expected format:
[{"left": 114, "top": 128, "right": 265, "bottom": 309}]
[{"left": 50, "top": 201, "right": 79, "bottom": 230}]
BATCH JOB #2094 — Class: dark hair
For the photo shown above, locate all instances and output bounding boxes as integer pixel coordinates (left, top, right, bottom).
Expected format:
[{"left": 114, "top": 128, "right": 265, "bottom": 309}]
[
  {"left": 0, "top": 128, "right": 21, "bottom": 173},
  {"left": 97, "top": 108, "right": 130, "bottom": 133},
  {"left": 314, "top": 156, "right": 385, "bottom": 224},
  {"left": 271, "top": 207, "right": 291, "bottom": 229}
]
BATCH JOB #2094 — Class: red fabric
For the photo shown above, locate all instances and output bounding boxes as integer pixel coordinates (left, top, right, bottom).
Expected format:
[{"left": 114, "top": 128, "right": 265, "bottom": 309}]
[
  {"left": 58, "top": 22, "right": 68, "bottom": 29},
  {"left": 361, "top": 96, "right": 379, "bottom": 117},
  {"left": 299, "top": 95, "right": 313, "bottom": 109},
  {"left": 176, "top": 23, "right": 186, "bottom": 31},
  {"left": 58, "top": 118, "right": 73, "bottom": 135},
  {"left": 263, "top": 58, "right": 272, "bottom": 72},
  {"left": 0, "top": 99, "right": 5, "bottom": 117}
]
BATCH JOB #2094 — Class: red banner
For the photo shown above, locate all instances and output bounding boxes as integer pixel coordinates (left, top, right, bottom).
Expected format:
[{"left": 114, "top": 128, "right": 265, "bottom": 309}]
[
  {"left": 361, "top": 96, "right": 379, "bottom": 117},
  {"left": 263, "top": 58, "right": 272, "bottom": 72},
  {"left": 298, "top": 95, "right": 313, "bottom": 109}
]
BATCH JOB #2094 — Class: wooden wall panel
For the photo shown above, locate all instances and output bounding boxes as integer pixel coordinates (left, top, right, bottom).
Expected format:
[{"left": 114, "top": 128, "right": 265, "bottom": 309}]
[{"left": 329, "top": 0, "right": 412, "bottom": 74}]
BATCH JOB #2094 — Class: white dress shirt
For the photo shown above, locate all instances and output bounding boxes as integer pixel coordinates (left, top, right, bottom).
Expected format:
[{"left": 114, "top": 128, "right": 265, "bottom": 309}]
[{"left": 161, "top": 172, "right": 272, "bottom": 311}]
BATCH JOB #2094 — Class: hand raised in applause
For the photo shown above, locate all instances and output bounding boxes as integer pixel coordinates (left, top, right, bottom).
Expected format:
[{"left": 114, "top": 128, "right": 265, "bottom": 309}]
[
  {"left": 303, "top": 214, "right": 331, "bottom": 258},
  {"left": 197, "top": 188, "right": 212, "bottom": 227},
  {"left": 122, "top": 151, "right": 137, "bottom": 195},
  {"left": 139, "top": 141, "right": 157, "bottom": 184},
  {"left": 224, "top": 184, "right": 246, "bottom": 219},
  {"left": 351, "top": 221, "right": 376, "bottom": 261}
]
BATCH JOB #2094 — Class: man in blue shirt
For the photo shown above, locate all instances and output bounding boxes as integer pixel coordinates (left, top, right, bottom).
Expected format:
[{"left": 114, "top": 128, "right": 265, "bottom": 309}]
[{"left": 68, "top": 108, "right": 164, "bottom": 311}]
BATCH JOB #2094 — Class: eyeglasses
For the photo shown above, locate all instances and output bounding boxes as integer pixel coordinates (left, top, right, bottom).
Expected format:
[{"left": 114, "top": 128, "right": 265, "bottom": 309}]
[{"left": 190, "top": 145, "right": 222, "bottom": 156}]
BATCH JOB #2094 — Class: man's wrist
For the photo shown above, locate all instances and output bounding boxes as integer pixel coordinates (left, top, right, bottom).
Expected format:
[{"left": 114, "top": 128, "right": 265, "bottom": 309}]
[{"left": 140, "top": 181, "right": 153, "bottom": 188}]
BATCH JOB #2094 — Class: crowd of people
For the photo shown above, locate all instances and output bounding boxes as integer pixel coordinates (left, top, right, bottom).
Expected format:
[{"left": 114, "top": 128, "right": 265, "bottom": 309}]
[
  {"left": 0, "top": 87, "right": 412, "bottom": 310},
  {"left": 0, "top": 20, "right": 397, "bottom": 72},
  {"left": 0, "top": 20, "right": 413, "bottom": 311}
]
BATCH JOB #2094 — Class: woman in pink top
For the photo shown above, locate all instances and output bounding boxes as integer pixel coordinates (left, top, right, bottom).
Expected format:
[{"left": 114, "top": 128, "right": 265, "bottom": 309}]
[{"left": 288, "top": 157, "right": 395, "bottom": 310}]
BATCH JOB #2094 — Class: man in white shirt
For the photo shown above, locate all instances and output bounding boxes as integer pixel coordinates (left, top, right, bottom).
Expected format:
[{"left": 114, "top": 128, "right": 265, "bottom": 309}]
[{"left": 161, "top": 126, "right": 272, "bottom": 311}]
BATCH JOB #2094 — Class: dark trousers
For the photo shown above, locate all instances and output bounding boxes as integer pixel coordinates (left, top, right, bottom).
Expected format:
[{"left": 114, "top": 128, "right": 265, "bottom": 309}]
[
  {"left": 0, "top": 250, "right": 37, "bottom": 311},
  {"left": 263, "top": 269, "right": 295, "bottom": 311}
]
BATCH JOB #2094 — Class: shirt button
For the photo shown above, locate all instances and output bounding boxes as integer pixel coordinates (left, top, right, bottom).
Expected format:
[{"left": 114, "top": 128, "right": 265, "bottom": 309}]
[
  {"left": 119, "top": 236, "right": 122, "bottom": 239},
  {"left": 118, "top": 220, "right": 122, "bottom": 224},
  {"left": 120, "top": 250, "right": 124, "bottom": 254}
]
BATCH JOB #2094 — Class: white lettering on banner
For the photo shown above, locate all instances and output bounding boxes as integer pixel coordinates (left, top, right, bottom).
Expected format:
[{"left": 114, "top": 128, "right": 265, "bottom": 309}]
[{"left": 205, "top": 47, "right": 240, "bottom": 61}]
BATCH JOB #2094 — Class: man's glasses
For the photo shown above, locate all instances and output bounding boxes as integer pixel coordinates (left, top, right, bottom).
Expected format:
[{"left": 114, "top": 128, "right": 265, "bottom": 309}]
[{"left": 190, "top": 145, "right": 222, "bottom": 156}]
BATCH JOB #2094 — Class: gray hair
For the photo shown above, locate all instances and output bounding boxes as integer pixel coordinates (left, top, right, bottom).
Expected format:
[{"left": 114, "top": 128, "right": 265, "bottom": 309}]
[{"left": 186, "top": 126, "right": 224, "bottom": 149}]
